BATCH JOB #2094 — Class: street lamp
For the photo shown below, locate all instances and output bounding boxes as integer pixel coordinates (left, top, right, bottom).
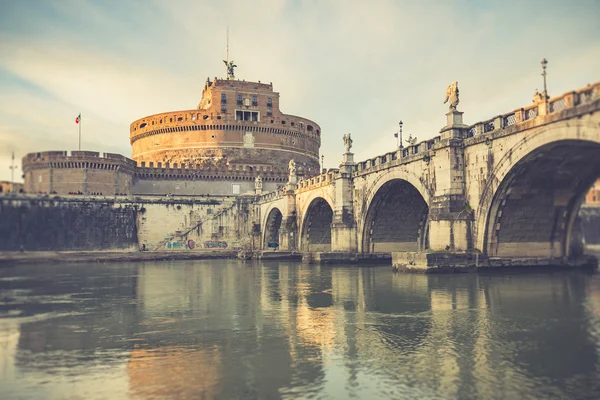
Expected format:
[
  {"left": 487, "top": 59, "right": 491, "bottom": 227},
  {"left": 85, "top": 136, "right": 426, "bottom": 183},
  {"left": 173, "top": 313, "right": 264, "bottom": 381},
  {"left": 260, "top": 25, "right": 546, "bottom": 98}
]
[
  {"left": 541, "top": 58, "right": 548, "bottom": 101},
  {"left": 395, "top": 121, "right": 404, "bottom": 149},
  {"left": 9, "top": 151, "right": 18, "bottom": 183}
]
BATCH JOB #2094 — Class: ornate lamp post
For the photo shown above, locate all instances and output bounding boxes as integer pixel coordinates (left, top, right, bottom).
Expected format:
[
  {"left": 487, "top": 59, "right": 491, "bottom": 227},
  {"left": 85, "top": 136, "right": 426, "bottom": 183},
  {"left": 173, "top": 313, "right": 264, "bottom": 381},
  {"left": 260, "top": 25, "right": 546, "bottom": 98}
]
[
  {"left": 9, "top": 151, "right": 18, "bottom": 183},
  {"left": 395, "top": 121, "right": 404, "bottom": 149},
  {"left": 541, "top": 58, "right": 548, "bottom": 100}
]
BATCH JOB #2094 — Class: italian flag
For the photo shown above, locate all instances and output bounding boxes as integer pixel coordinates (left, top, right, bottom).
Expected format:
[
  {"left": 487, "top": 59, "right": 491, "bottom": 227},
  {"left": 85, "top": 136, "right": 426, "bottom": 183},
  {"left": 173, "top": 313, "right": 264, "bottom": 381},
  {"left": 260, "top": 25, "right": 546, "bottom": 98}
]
[{"left": 75, "top": 113, "right": 81, "bottom": 124}]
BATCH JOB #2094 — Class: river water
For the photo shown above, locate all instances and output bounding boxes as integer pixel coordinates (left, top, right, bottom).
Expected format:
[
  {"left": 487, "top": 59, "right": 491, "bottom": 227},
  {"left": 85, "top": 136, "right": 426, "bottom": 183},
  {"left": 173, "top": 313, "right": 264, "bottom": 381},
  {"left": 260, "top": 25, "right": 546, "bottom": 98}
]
[{"left": 1, "top": 260, "right": 600, "bottom": 400}]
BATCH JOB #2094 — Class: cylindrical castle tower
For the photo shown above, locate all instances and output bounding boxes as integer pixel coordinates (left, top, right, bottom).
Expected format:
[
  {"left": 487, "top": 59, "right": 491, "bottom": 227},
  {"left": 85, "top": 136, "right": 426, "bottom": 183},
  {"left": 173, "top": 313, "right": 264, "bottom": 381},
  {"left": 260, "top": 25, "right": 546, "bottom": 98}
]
[{"left": 129, "top": 78, "right": 321, "bottom": 178}]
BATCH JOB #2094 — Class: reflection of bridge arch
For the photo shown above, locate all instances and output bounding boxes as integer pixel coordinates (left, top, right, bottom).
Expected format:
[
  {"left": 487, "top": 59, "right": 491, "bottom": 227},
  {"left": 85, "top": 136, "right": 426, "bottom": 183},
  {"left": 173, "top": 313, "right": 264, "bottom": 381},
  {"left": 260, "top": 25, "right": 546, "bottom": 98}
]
[
  {"left": 359, "top": 169, "right": 432, "bottom": 253},
  {"left": 479, "top": 120, "right": 600, "bottom": 257},
  {"left": 263, "top": 207, "right": 283, "bottom": 249},
  {"left": 361, "top": 179, "right": 429, "bottom": 253},
  {"left": 300, "top": 197, "right": 334, "bottom": 252}
]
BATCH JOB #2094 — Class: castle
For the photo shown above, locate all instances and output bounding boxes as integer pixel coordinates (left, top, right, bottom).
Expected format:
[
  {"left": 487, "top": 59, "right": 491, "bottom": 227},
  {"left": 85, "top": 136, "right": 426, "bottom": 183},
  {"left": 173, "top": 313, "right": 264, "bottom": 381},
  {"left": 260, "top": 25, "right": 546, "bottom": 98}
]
[{"left": 21, "top": 73, "right": 321, "bottom": 196}]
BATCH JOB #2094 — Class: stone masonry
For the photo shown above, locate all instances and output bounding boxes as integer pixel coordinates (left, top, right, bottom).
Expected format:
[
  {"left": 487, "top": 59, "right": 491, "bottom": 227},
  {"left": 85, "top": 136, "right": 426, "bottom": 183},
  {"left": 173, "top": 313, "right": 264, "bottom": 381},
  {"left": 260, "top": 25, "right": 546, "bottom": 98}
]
[{"left": 257, "top": 82, "right": 600, "bottom": 270}]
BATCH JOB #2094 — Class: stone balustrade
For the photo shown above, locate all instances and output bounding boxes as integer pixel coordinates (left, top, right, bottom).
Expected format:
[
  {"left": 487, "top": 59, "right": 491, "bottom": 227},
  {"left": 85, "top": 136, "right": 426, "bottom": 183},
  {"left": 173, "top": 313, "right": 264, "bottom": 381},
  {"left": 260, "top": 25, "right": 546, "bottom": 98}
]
[
  {"left": 296, "top": 170, "right": 339, "bottom": 192},
  {"left": 465, "top": 81, "right": 600, "bottom": 138}
]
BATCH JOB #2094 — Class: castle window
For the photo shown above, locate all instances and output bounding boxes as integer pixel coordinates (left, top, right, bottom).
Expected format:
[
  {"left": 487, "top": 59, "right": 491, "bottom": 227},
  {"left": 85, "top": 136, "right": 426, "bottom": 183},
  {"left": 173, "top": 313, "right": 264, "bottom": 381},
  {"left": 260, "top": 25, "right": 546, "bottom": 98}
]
[
  {"left": 177, "top": 117, "right": 183, "bottom": 121},
  {"left": 252, "top": 96, "right": 258, "bottom": 106},
  {"left": 281, "top": 121, "right": 286, "bottom": 125},
  {"left": 217, "top": 115, "right": 222, "bottom": 119},
  {"left": 221, "top": 104, "right": 226, "bottom": 112},
  {"left": 299, "top": 122, "right": 304, "bottom": 129},
  {"left": 237, "top": 94, "right": 242, "bottom": 105},
  {"left": 236, "top": 110, "right": 259, "bottom": 121},
  {"left": 140, "top": 123, "right": 147, "bottom": 128},
  {"left": 267, "top": 98, "right": 272, "bottom": 107},
  {"left": 160, "top": 119, "right": 162, "bottom": 123},
  {"left": 291, "top": 122, "right": 295, "bottom": 127},
  {"left": 267, "top": 109, "right": 272, "bottom": 116},
  {"left": 203, "top": 115, "right": 209, "bottom": 120},
  {"left": 307, "top": 125, "right": 313, "bottom": 131},
  {"left": 170, "top": 118, "right": 173, "bottom": 122}
]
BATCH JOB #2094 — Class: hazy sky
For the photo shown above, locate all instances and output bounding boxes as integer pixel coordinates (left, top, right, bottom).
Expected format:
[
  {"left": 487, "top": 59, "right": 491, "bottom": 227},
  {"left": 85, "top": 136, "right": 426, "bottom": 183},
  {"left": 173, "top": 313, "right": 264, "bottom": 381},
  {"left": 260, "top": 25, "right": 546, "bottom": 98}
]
[{"left": 1, "top": 0, "right": 599, "bottom": 182}]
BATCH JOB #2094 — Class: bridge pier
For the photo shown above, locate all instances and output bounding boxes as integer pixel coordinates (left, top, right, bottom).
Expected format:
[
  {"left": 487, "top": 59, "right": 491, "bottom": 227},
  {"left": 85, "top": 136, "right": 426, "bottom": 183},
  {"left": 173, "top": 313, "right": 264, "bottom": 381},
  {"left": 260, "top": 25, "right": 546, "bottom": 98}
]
[
  {"left": 331, "top": 151, "right": 358, "bottom": 252},
  {"left": 278, "top": 224, "right": 296, "bottom": 251}
]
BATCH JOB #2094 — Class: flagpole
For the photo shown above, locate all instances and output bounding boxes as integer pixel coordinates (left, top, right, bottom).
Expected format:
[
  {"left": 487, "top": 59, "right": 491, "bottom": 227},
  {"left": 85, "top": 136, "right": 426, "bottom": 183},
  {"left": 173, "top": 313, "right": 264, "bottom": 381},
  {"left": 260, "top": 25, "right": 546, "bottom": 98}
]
[{"left": 79, "top": 113, "right": 81, "bottom": 151}]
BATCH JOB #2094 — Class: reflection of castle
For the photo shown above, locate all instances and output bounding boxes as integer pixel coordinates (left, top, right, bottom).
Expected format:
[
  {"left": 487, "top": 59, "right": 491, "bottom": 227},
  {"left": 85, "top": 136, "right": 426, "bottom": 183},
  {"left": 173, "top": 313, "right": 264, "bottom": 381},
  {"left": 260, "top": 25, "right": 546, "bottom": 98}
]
[
  {"left": 21, "top": 73, "right": 321, "bottom": 197},
  {"left": 128, "top": 346, "right": 221, "bottom": 399}
]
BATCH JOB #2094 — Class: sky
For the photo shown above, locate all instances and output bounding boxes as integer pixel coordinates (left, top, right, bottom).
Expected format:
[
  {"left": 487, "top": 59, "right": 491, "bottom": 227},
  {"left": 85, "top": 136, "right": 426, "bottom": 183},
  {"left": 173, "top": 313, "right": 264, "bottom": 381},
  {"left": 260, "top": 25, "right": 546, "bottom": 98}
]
[{"left": 1, "top": 0, "right": 599, "bottom": 182}]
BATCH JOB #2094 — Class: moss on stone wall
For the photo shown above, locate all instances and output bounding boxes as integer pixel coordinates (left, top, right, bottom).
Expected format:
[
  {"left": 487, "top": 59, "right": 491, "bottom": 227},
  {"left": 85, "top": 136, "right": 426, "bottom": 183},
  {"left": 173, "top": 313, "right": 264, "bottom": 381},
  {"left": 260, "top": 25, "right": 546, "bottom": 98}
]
[{"left": 0, "top": 198, "right": 138, "bottom": 251}]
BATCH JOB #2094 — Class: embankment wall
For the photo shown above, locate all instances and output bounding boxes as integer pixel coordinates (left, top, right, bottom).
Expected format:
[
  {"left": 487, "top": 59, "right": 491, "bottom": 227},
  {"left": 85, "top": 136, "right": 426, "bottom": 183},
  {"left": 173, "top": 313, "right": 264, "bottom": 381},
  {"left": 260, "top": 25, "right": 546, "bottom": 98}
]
[{"left": 0, "top": 195, "right": 259, "bottom": 252}]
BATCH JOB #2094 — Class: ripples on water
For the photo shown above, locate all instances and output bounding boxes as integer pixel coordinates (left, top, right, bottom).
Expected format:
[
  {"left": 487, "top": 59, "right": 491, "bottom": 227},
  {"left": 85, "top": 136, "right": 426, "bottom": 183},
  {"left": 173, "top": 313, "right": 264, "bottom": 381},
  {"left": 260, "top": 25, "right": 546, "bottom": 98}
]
[{"left": 1, "top": 261, "right": 600, "bottom": 399}]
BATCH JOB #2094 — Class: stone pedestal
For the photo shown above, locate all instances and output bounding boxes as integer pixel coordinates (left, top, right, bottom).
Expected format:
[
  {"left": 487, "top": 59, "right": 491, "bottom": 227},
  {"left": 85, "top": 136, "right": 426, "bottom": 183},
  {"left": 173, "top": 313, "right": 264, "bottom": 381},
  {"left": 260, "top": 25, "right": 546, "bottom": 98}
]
[
  {"left": 440, "top": 110, "right": 468, "bottom": 140},
  {"left": 446, "top": 110, "right": 465, "bottom": 127},
  {"left": 342, "top": 152, "right": 354, "bottom": 164}
]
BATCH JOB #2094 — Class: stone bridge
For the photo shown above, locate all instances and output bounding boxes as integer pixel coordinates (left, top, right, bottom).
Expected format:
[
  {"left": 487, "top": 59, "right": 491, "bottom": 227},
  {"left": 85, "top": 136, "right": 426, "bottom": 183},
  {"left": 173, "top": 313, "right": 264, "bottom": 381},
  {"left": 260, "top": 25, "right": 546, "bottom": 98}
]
[{"left": 257, "top": 82, "right": 600, "bottom": 270}]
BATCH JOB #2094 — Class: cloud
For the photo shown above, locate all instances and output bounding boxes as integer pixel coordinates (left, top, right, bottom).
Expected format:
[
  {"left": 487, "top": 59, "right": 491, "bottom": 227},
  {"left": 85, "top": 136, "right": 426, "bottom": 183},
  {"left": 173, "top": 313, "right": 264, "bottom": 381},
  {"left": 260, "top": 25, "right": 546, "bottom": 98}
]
[{"left": 0, "top": 0, "right": 599, "bottom": 181}]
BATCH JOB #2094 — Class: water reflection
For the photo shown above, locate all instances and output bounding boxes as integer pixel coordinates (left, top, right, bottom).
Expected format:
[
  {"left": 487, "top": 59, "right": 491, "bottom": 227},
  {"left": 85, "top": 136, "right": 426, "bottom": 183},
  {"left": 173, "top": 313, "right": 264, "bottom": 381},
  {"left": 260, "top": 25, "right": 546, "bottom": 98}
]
[{"left": 1, "top": 261, "right": 600, "bottom": 399}]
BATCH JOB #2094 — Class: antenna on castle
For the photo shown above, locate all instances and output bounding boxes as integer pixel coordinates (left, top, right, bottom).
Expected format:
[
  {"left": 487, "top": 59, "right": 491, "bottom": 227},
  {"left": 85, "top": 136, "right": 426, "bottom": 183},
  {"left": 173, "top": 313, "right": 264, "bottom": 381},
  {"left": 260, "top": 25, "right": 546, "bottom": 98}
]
[
  {"left": 226, "top": 25, "right": 229, "bottom": 68},
  {"left": 223, "top": 26, "right": 236, "bottom": 80}
]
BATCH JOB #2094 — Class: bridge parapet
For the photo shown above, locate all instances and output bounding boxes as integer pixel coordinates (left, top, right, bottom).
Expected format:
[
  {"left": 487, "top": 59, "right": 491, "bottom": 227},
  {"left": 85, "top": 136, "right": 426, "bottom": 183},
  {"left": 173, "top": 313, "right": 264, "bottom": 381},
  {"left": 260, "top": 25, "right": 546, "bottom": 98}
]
[
  {"left": 257, "top": 186, "right": 288, "bottom": 204},
  {"left": 353, "top": 137, "right": 441, "bottom": 177},
  {"left": 296, "top": 169, "right": 339, "bottom": 192},
  {"left": 466, "top": 81, "right": 599, "bottom": 139}
]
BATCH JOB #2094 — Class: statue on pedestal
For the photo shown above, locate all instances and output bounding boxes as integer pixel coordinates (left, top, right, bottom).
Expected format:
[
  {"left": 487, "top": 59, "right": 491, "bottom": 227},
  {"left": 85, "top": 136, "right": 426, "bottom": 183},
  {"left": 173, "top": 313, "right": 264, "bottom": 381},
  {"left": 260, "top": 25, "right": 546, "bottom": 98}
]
[
  {"left": 254, "top": 175, "right": 263, "bottom": 193},
  {"left": 532, "top": 89, "right": 545, "bottom": 103},
  {"left": 288, "top": 159, "right": 297, "bottom": 182},
  {"left": 343, "top": 133, "right": 353, "bottom": 152},
  {"left": 444, "top": 81, "right": 459, "bottom": 111}
]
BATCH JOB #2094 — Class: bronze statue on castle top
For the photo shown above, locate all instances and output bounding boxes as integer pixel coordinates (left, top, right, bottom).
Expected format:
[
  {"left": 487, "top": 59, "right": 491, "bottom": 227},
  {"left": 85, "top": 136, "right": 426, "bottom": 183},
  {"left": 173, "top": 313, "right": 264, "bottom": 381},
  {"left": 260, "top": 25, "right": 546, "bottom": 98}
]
[{"left": 223, "top": 60, "right": 237, "bottom": 79}]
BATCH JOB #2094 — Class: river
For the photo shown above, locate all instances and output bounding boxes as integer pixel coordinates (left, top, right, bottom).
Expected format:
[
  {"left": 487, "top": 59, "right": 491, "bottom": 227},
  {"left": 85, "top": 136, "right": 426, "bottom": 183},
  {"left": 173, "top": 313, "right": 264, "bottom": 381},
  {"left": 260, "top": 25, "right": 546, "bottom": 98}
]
[{"left": 1, "top": 260, "right": 600, "bottom": 399}]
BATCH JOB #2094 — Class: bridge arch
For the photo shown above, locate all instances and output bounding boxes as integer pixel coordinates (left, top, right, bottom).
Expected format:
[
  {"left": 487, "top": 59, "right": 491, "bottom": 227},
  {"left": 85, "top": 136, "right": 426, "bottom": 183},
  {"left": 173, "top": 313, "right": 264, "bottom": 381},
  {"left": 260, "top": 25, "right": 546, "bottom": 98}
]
[
  {"left": 263, "top": 206, "right": 283, "bottom": 249},
  {"left": 478, "top": 119, "right": 600, "bottom": 258},
  {"left": 360, "top": 169, "right": 432, "bottom": 253},
  {"left": 300, "top": 197, "right": 334, "bottom": 252}
]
